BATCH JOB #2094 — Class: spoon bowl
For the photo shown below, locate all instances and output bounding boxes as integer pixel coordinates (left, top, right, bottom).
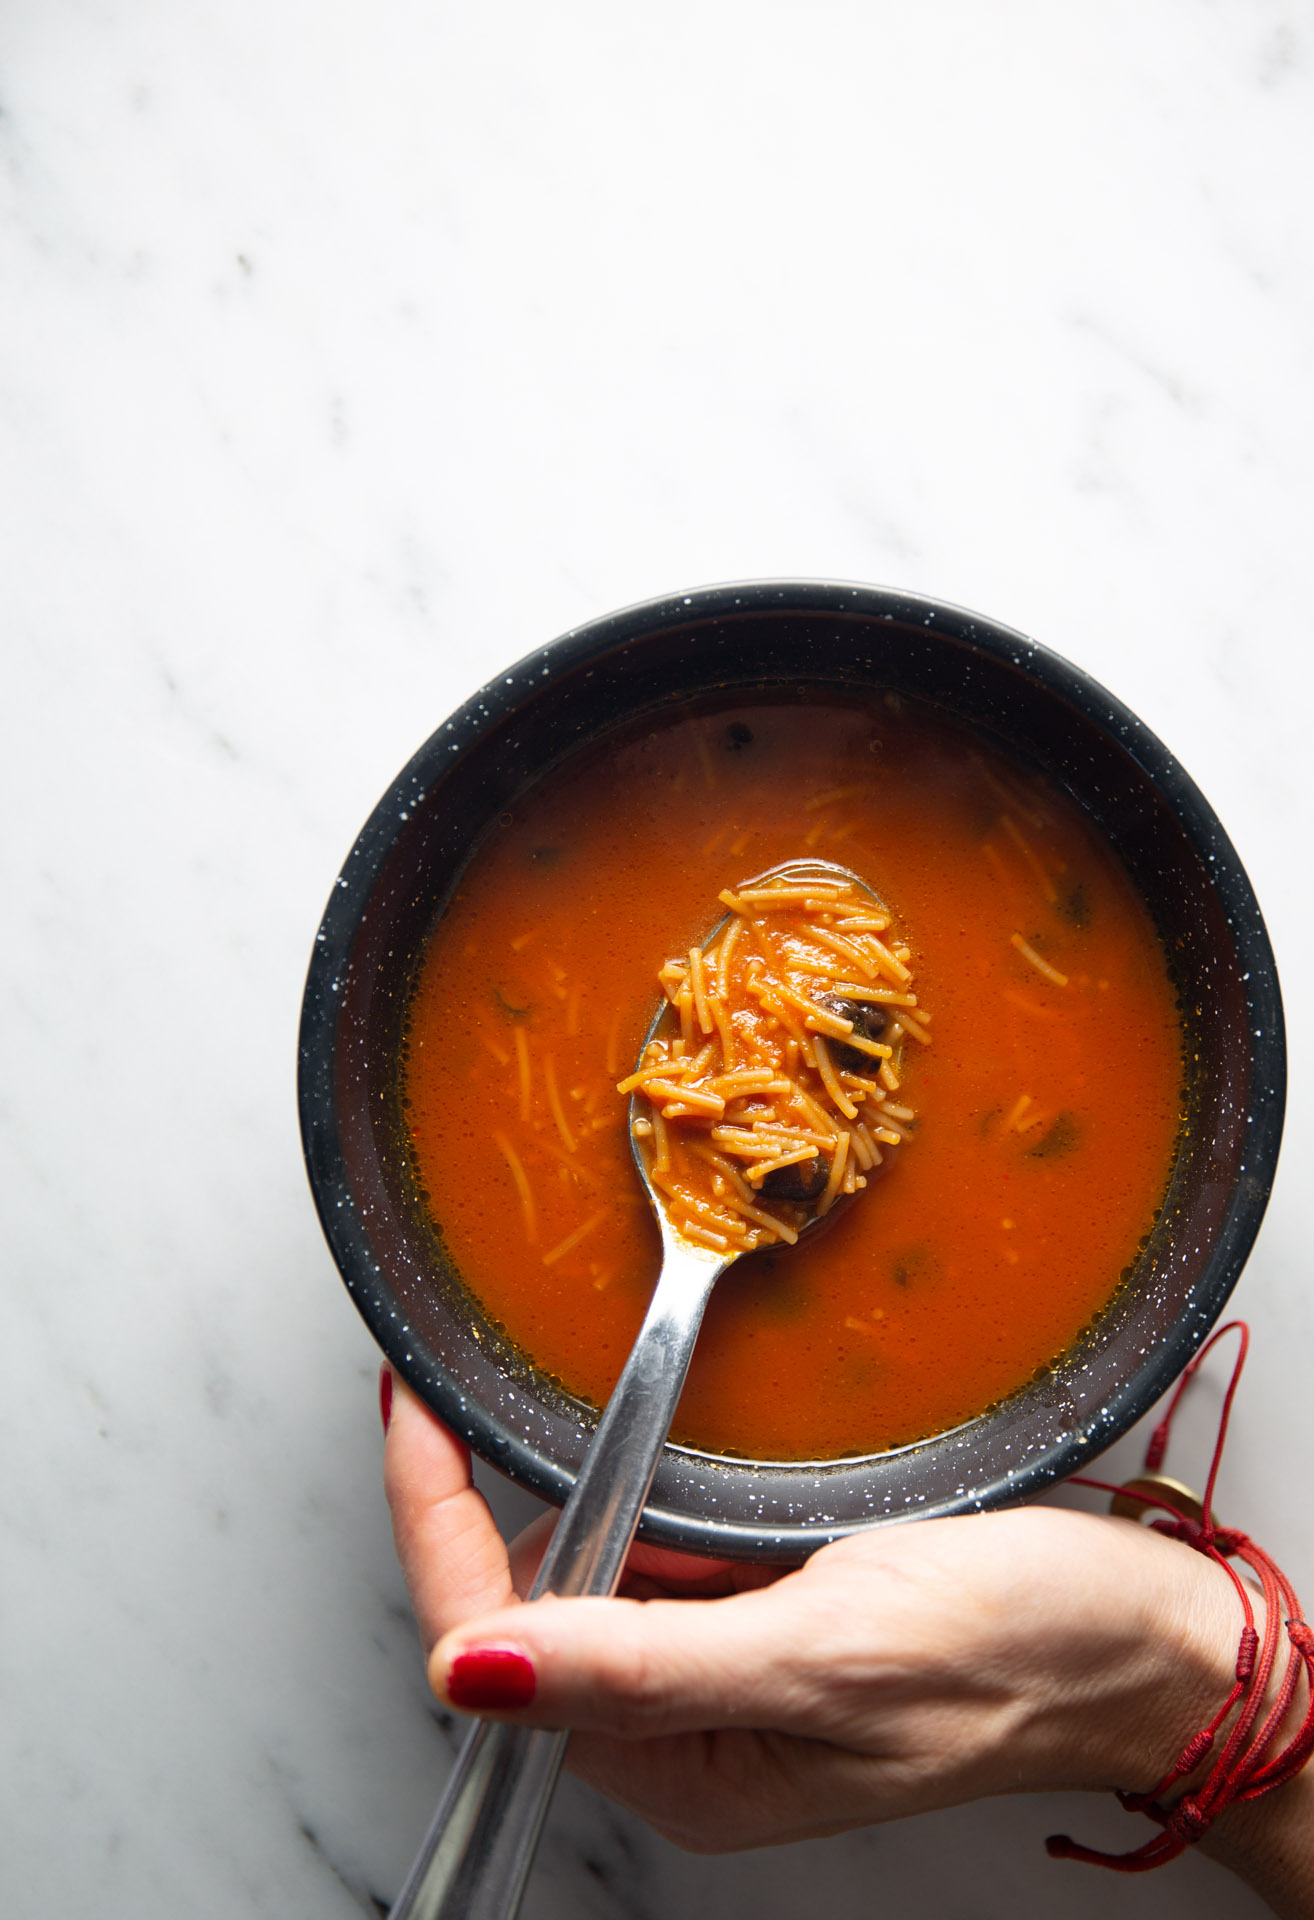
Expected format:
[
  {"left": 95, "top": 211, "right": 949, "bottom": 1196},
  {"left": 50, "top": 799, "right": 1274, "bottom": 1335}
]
[{"left": 627, "top": 856, "right": 891, "bottom": 1235}]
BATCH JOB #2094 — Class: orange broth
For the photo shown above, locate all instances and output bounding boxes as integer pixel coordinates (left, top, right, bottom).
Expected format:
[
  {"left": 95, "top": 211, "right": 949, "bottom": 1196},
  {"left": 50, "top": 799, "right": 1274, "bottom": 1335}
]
[{"left": 403, "top": 698, "right": 1182, "bottom": 1460}]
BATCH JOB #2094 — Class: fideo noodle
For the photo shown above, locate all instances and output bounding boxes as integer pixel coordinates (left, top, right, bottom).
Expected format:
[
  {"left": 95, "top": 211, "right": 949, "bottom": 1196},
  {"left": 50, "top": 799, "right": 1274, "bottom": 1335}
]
[{"left": 621, "top": 870, "right": 925, "bottom": 1254}]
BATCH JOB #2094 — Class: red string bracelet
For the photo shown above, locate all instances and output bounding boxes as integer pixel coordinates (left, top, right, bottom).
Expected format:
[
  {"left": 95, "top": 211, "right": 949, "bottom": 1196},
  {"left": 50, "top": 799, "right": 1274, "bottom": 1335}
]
[{"left": 1046, "top": 1321, "right": 1314, "bottom": 1872}]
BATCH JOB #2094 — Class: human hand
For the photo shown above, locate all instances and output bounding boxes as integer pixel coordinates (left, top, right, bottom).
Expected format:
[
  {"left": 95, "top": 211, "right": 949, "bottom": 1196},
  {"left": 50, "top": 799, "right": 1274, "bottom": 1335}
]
[{"left": 382, "top": 1368, "right": 1249, "bottom": 1853}]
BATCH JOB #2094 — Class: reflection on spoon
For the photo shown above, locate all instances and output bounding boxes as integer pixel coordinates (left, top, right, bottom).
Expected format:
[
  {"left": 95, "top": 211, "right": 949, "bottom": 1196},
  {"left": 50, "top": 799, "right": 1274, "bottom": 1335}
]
[{"left": 384, "top": 860, "right": 919, "bottom": 1920}]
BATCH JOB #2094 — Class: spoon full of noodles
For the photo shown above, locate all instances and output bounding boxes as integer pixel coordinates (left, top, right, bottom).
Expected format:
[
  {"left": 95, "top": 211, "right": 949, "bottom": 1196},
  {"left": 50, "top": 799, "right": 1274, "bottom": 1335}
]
[
  {"left": 388, "top": 861, "right": 926, "bottom": 1920},
  {"left": 625, "top": 858, "right": 921, "bottom": 1239}
]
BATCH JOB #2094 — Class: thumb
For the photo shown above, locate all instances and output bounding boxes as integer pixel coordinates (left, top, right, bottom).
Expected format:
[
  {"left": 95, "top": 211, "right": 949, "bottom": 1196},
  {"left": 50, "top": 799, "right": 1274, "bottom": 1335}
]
[{"left": 428, "top": 1577, "right": 843, "bottom": 1738}]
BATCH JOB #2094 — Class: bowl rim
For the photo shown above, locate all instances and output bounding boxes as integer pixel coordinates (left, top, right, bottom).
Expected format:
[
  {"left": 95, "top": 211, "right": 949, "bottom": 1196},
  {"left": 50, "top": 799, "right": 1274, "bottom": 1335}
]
[{"left": 299, "top": 578, "right": 1286, "bottom": 1554}]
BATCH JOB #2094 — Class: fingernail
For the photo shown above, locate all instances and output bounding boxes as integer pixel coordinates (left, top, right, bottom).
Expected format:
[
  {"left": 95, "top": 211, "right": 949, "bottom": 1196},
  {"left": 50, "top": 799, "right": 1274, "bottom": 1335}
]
[
  {"left": 379, "top": 1364, "right": 393, "bottom": 1434},
  {"left": 447, "top": 1644, "right": 537, "bottom": 1712}
]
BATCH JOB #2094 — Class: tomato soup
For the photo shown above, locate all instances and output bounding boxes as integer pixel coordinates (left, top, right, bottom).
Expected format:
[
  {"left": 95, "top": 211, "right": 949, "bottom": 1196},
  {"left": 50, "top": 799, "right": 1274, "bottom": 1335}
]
[{"left": 403, "top": 698, "right": 1182, "bottom": 1460}]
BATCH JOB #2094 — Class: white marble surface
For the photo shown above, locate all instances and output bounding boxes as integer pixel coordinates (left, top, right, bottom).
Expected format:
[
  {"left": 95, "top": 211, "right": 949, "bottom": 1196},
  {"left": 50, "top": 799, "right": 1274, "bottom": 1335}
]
[{"left": 4, "top": 3, "right": 1314, "bottom": 1914}]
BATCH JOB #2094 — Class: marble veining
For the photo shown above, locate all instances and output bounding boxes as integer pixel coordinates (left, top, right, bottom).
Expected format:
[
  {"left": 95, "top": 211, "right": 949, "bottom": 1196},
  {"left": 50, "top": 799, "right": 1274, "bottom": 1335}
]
[{"left": 3, "top": 2, "right": 1312, "bottom": 1915}]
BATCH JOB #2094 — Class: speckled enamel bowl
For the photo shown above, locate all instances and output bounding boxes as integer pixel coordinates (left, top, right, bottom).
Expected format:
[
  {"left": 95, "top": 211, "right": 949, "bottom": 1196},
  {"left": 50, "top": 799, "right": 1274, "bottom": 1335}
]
[{"left": 297, "top": 582, "right": 1285, "bottom": 1560}]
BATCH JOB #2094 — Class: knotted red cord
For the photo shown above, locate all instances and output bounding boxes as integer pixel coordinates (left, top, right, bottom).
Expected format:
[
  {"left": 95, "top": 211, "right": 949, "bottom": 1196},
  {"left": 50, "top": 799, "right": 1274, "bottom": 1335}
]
[{"left": 1046, "top": 1321, "right": 1314, "bottom": 1871}]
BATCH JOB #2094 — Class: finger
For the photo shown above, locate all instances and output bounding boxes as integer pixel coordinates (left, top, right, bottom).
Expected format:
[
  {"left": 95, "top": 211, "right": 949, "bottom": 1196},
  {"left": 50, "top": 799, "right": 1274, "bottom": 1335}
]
[
  {"left": 382, "top": 1369, "right": 516, "bottom": 1650},
  {"left": 429, "top": 1518, "right": 1044, "bottom": 1738},
  {"left": 426, "top": 1575, "right": 831, "bottom": 1736}
]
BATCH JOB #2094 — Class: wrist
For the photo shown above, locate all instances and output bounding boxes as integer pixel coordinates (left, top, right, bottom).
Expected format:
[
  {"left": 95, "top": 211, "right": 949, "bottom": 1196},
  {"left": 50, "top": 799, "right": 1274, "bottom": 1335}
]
[
  {"left": 1062, "top": 1519, "right": 1314, "bottom": 1914},
  {"left": 1106, "top": 1526, "right": 1246, "bottom": 1798}
]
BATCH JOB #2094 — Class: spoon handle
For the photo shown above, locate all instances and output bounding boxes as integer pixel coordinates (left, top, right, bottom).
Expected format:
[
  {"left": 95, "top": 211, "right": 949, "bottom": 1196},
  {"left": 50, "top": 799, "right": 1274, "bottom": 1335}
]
[{"left": 387, "top": 1234, "right": 727, "bottom": 1920}]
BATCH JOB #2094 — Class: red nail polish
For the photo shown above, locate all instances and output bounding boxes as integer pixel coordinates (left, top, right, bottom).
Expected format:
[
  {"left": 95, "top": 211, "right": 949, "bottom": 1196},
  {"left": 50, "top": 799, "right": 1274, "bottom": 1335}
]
[
  {"left": 448, "top": 1645, "right": 537, "bottom": 1712},
  {"left": 379, "top": 1364, "right": 393, "bottom": 1434}
]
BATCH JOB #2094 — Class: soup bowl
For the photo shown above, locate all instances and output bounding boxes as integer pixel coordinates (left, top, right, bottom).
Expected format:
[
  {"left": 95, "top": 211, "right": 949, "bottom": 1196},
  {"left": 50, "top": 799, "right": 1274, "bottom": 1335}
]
[{"left": 298, "top": 581, "right": 1284, "bottom": 1560}]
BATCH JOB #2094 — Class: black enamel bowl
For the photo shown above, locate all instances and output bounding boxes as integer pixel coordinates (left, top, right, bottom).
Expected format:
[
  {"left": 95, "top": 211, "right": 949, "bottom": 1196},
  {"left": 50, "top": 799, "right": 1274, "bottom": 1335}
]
[{"left": 298, "top": 582, "right": 1284, "bottom": 1560}]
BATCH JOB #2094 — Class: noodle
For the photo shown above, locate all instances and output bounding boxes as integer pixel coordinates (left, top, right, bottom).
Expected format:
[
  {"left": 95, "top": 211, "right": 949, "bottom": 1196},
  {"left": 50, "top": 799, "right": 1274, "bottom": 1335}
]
[
  {"left": 1011, "top": 932, "right": 1070, "bottom": 988},
  {"left": 542, "top": 1208, "right": 607, "bottom": 1267},
  {"left": 604, "top": 1006, "right": 624, "bottom": 1078},
  {"left": 493, "top": 1130, "right": 537, "bottom": 1244},
  {"left": 688, "top": 945, "right": 714, "bottom": 1035},
  {"left": 805, "top": 783, "right": 870, "bottom": 810},
  {"left": 514, "top": 1027, "right": 532, "bottom": 1122},
  {"left": 677, "top": 987, "right": 696, "bottom": 1050},
  {"left": 1001, "top": 814, "right": 1059, "bottom": 904},
  {"left": 543, "top": 1054, "right": 577, "bottom": 1152},
  {"left": 813, "top": 1034, "right": 860, "bottom": 1121}
]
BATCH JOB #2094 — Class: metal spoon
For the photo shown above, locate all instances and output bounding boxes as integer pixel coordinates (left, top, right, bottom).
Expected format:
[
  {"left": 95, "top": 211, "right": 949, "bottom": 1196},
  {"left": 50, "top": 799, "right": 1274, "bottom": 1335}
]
[{"left": 386, "top": 861, "right": 878, "bottom": 1920}]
